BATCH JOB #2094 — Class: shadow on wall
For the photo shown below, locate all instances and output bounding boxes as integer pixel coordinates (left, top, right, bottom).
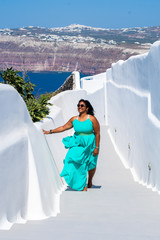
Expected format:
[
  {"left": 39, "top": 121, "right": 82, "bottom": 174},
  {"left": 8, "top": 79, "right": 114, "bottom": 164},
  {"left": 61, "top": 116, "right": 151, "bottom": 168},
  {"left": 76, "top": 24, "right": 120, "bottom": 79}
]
[
  {"left": 0, "top": 84, "right": 65, "bottom": 230},
  {"left": 106, "top": 41, "right": 160, "bottom": 193},
  {"left": 79, "top": 41, "right": 160, "bottom": 194}
]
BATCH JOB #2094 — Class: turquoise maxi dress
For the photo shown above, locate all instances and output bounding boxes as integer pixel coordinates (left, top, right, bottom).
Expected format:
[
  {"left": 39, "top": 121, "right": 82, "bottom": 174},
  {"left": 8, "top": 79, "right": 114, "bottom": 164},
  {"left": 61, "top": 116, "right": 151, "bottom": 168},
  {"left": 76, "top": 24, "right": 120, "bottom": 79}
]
[{"left": 60, "top": 115, "right": 98, "bottom": 191}]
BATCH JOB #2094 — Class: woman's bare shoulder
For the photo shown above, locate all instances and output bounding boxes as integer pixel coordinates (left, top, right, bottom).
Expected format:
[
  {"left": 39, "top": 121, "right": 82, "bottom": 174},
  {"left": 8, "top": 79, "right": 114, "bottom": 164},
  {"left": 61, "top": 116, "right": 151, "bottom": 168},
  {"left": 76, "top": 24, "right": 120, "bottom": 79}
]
[
  {"left": 89, "top": 115, "right": 99, "bottom": 124},
  {"left": 70, "top": 116, "right": 78, "bottom": 122},
  {"left": 89, "top": 115, "right": 96, "bottom": 121}
]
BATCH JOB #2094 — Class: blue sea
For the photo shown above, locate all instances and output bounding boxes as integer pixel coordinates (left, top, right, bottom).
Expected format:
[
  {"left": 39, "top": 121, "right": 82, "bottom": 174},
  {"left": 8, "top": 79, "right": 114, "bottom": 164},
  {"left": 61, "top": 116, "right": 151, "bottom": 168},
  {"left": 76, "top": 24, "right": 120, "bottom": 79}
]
[
  {"left": 0, "top": 71, "right": 88, "bottom": 96},
  {"left": 21, "top": 71, "right": 87, "bottom": 96}
]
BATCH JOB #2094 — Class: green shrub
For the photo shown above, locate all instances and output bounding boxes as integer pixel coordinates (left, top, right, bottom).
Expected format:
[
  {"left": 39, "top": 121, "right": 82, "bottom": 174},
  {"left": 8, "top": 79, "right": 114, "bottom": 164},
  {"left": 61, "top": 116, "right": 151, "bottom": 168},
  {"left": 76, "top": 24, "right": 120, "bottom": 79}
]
[{"left": 0, "top": 68, "right": 52, "bottom": 122}]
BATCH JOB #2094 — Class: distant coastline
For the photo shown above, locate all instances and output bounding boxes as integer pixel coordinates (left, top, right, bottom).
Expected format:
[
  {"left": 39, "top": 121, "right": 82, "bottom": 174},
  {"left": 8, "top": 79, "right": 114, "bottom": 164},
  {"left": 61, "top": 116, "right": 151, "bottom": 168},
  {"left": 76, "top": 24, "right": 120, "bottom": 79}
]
[{"left": 0, "top": 25, "right": 155, "bottom": 76}]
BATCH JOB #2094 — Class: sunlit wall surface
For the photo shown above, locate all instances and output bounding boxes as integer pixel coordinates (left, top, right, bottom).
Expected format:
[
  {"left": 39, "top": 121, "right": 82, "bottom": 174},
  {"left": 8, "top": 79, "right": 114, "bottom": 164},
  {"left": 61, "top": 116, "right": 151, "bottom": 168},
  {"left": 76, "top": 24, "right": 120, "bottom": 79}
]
[
  {"left": 81, "top": 41, "right": 160, "bottom": 192},
  {"left": 0, "top": 84, "right": 65, "bottom": 229}
]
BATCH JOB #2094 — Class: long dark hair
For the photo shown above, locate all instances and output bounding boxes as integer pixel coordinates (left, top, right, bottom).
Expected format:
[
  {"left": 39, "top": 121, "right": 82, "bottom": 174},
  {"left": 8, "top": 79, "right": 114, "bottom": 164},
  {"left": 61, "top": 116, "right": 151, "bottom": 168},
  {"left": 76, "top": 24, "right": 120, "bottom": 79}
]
[{"left": 78, "top": 99, "right": 95, "bottom": 116}]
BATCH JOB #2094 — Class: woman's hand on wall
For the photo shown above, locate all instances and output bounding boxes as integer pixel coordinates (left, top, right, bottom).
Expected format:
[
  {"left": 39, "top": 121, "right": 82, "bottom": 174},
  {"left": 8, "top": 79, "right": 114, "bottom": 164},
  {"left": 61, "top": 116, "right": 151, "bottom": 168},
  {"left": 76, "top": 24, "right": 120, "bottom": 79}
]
[{"left": 42, "top": 129, "right": 50, "bottom": 134}]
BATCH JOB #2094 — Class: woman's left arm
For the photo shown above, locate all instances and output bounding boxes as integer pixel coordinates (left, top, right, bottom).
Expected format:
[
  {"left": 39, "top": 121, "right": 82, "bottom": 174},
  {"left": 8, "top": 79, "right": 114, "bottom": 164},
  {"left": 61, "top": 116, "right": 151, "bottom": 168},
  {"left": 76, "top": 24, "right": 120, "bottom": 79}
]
[{"left": 91, "top": 116, "right": 100, "bottom": 156}]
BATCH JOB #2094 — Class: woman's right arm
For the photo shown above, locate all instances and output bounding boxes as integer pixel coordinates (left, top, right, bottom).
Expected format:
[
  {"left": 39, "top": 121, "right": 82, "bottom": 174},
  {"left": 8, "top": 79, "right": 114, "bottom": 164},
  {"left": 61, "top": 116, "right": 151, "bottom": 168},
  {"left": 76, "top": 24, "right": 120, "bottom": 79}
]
[{"left": 42, "top": 117, "right": 76, "bottom": 134}]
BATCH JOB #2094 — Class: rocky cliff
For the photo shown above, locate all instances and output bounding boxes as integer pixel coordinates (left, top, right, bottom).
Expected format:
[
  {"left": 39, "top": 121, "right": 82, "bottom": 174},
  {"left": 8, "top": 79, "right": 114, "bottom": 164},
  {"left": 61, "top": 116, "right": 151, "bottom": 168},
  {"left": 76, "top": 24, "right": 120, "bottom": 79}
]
[{"left": 0, "top": 24, "right": 159, "bottom": 74}]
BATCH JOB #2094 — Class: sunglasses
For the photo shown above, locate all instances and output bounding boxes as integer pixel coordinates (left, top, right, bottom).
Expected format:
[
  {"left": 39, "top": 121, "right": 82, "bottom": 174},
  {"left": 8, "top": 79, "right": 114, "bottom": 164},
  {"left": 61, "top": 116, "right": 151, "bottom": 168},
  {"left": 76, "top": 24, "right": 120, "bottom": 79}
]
[{"left": 77, "top": 104, "right": 85, "bottom": 108}]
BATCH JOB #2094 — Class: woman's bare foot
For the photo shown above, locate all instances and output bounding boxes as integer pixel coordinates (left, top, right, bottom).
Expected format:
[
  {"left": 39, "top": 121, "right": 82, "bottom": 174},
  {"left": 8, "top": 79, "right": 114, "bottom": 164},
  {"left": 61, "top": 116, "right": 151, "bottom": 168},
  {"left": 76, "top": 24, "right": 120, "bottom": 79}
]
[
  {"left": 88, "top": 181, "right": 92, "bottom": 188},
  {"left": 82, "top": 186, "right": 87, "bottom": 191},
  {"left": 88, "top": 167, "right": 96, "bottom": 188}
]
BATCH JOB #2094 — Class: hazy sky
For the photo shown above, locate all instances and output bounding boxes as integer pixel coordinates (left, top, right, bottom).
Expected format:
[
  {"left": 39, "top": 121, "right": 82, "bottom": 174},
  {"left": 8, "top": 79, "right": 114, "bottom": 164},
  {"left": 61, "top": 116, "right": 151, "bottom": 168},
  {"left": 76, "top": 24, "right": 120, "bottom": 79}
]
[{"left": 0, "top": 0, "right": 159, "bottom": 29}]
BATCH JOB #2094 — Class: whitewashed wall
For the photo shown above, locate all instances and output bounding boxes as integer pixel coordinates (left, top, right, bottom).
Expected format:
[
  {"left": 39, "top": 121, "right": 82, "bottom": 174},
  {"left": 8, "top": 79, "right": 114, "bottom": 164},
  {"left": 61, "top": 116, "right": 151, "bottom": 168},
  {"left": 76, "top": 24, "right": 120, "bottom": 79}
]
[
  {"left": 110, "top": 41, "right": 160, "bottom": 120},
  {"left": 106, "top": 82, "right": 160, "bottom": 189},
  {"left": 0, "top": 84, "right": 65, "bottom": 229},
  {"left": 79, "top": 73, "right": 106, "bottom": 125},
  {"left": 106, "top": 41, "right": 160, "bottom": 191},
  {"left": 81, "top": 72, "right": 106, "bottom": 93},
  {"left": 80, "top": 41, "right": 160, "bottom": 193}
]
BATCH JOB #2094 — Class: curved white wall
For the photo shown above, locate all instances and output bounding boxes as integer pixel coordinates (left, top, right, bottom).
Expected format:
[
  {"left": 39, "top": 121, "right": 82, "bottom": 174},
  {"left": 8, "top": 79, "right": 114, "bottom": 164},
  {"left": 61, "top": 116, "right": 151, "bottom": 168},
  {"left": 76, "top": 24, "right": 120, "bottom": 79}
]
[
  {"left": 81, "top": 72, "right": 106, "bottom": 93},
  {"left": 80, "top": 41, "right": 160, "bottom": 193},
  {"left": 107, "top": 82, "right": 160, "bottom": 188},
  {"left": 110, "top": 41, "right": 160, "bottom": 120},
  {"left": 106, "top": 41, "right": 160, "bottom": 192},
  {"left": 0, "top": 84, "right": 65, "bottom": 229}
]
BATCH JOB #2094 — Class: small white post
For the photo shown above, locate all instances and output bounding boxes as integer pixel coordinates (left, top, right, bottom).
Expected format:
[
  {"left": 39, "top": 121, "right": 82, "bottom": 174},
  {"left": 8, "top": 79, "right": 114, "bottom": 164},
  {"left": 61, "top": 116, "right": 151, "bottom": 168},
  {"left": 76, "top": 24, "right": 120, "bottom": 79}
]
[{"left": 72, "top": 71, "right": 81, "bottom": 90}]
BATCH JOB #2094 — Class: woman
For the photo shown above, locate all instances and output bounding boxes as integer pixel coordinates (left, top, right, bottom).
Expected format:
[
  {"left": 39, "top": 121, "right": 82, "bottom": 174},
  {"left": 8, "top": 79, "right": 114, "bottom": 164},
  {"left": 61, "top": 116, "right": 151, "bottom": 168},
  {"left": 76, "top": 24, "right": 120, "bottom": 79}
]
[{"left": 43, "top": 99, "right": 100, "bottom": 191}]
